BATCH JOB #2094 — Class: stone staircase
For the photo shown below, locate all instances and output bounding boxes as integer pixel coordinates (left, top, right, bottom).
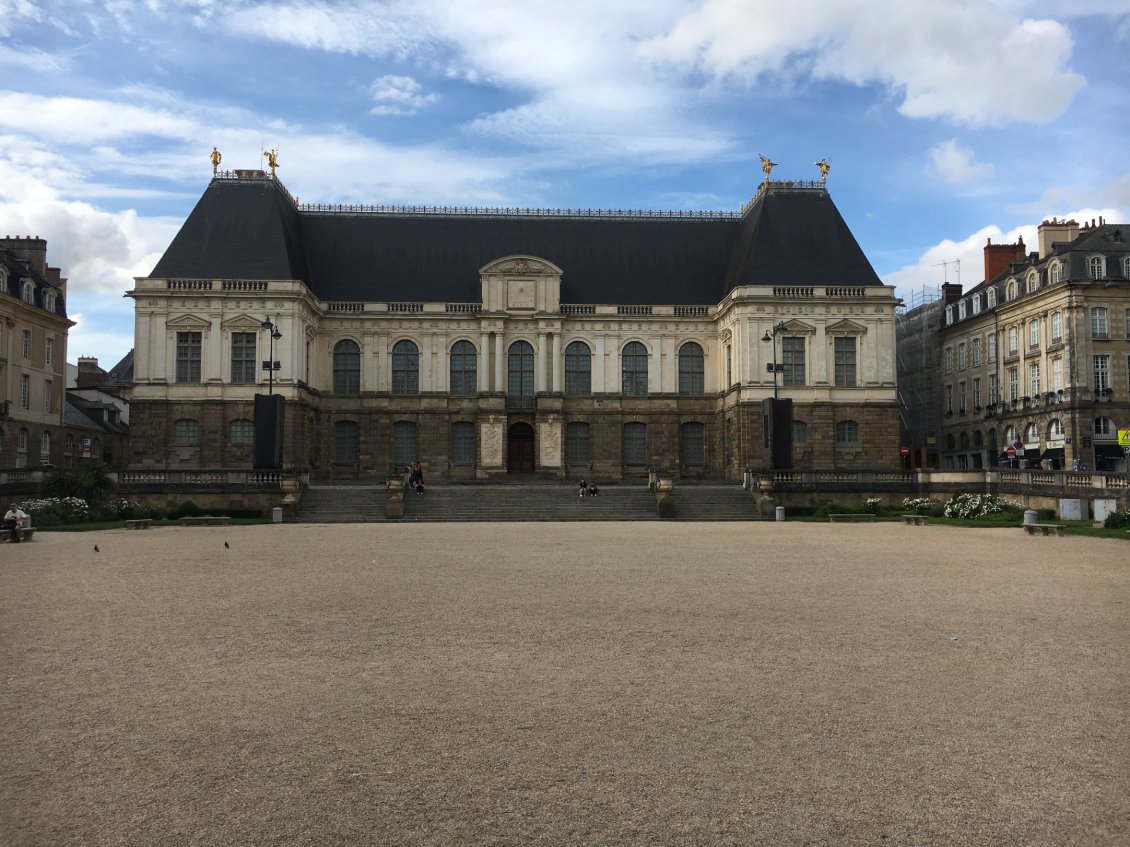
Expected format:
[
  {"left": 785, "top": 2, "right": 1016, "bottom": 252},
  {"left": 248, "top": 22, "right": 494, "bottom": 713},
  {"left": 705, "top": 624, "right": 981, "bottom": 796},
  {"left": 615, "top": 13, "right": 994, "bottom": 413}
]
[{"left": 297, "top": 483, "right": 768, "bottom": 523}]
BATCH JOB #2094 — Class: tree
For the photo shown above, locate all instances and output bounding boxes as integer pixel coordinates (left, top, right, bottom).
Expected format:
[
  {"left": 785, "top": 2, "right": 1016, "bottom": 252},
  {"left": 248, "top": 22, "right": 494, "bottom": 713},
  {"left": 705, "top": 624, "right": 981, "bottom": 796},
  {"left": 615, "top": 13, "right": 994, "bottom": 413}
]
[{"left": 41, "top": 460, "right": 115, "bottom": 504}]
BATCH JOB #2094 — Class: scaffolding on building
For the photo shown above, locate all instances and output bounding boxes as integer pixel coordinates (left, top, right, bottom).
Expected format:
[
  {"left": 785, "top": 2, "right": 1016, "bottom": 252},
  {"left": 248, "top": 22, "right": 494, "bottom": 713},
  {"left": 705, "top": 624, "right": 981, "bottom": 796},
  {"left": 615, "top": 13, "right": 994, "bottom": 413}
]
[{"left": 896, "top": 286, "right": 944, "bottom": 468}]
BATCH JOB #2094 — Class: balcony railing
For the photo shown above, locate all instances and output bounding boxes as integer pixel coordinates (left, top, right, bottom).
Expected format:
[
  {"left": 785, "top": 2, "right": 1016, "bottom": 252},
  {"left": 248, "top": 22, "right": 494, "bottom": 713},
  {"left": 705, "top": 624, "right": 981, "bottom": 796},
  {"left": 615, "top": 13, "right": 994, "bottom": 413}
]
[{"left": 505, "top": 396, "right": 536, "bottom": 411}]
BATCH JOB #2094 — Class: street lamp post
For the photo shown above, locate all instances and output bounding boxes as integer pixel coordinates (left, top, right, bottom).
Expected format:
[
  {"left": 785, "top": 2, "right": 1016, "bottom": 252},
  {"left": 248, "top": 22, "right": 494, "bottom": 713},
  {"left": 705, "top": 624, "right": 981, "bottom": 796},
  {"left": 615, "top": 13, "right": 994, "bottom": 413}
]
[
  {"left": 761, "top": 321, "right": 787, "bottom": 399},
  {"left": 261, "top": 316, "right": 282, "bottom": 393}
]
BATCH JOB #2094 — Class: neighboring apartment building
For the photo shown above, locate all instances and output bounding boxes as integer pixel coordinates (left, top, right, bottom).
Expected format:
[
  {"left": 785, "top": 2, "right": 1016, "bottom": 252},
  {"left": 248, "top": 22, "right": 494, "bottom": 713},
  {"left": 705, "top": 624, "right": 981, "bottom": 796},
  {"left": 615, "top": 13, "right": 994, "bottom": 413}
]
[
  {"left": 127, "top": 168, "right": 900, "bottom": 481},
  {"left": 939, "top": 218, "right": 1130, "bottom": 471},
  {"left": 0, "top": 236, "right": 72, "bottom": 467}
]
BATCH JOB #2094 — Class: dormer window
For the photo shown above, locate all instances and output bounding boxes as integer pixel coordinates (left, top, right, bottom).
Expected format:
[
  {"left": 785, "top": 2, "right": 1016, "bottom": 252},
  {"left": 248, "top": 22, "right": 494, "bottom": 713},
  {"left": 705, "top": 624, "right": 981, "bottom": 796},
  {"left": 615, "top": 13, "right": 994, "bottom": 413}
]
[
  {"left": 1050, "top": 262, "right": 1062, "bottom": 284},
  {"left": 20, "top": 279, "right": 35, "bottom": 305},
  {"left": 958, "top": 300, "right": 967, "bottom": 320},
  {"left": 945, "top": 305, "right": 953, "bottom": 325},
  {"left": 1005, "top": 279, "right": 1018, "bottom": 301},
  {"left": 1123, "top": 256, "right": 1130, "bottom": 279},
  {"left": 1026, "top": 271, "right": 1039, "bottom": 293},
  {"left": 1089, "top": 256, "right": 1106, "bottom": 279},
  {"left": 44, "top": 291, "right": 56, "bottom": 312},
  {"left": 987, "top": 288, "right": 997, "bottom": 308},
  {"left": 972, "top": 294, "right": 981, "bottom": 314}
]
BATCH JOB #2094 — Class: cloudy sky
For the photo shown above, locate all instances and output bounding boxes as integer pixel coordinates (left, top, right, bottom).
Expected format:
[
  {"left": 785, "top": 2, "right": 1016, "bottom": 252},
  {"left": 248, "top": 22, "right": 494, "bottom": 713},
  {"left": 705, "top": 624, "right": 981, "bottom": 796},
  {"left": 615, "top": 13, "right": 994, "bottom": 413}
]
[{"left": 2, "top": 0, "right": 1129, "bottom": 368}]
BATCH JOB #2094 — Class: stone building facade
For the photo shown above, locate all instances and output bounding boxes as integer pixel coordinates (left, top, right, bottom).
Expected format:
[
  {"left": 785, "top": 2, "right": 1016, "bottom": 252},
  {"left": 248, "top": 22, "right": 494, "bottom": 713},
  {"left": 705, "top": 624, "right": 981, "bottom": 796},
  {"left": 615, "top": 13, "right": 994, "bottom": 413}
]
[
  {"left": 0, "top": 237, "right": 72, "bottom": 468},
  {"left": 939, "top": 218, "right": 1130, "bottom": 471},
  {"left": 128, "top": 169, "right": 899, "bottom": 481}
]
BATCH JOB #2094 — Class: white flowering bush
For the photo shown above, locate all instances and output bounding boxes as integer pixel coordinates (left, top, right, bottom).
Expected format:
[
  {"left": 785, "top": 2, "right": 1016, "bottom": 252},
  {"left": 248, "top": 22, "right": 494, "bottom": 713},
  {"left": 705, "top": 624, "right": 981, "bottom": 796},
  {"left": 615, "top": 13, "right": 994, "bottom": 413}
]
[
  {"left": 902, "top": 496, "right": 939, "bottom": 515},
  {"left": 116, "top": 498, "right": 165, "bottom": 520},
  {"left": 863, "top": 497, "right": 882, "bottom": 514},
  {"left": 16, "top": 496, "right": 90, "bottom": 526},
  {"left": 943, "top": 493, "right": 1023, "bottom": 520}
]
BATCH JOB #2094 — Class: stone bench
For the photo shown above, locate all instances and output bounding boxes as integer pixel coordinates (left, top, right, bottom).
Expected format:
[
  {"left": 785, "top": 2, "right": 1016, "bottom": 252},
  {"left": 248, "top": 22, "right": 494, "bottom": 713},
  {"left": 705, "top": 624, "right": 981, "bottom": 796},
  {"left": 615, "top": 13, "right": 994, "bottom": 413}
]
[
  {"left": 0, "top": 526, "right": 35, "bottom": 542},
  {"left": 1024, "top": 523, "right": 1066, "bottom": 537},
  {"left": 828, "top": 513, "right": 876, "bottom": 523},
  {"left": 124, "top": 519, "right": 153, "bottom": 530},
  {"left": 901, "top": 514, "right": 929, "bottom": 526},
  {"left": 179, "top": 515, "right": 231, "bottom": 527}
]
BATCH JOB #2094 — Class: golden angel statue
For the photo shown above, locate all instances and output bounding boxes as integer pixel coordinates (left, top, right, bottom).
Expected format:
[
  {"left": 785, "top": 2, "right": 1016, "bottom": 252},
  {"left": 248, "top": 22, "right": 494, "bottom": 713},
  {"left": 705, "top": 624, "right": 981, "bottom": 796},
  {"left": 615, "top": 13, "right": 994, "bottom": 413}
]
[
  {"left": 264, "top": 146, "right": 280, "bottom": 177},
  {"left": 210, "top": 147, "right": 222, "bottom": 175},
  {"left": 815, "top": 158, "right": 831, "bottom": 183},
  {"left": 758, "top": 154, "right": 777, "bottom": 183}
]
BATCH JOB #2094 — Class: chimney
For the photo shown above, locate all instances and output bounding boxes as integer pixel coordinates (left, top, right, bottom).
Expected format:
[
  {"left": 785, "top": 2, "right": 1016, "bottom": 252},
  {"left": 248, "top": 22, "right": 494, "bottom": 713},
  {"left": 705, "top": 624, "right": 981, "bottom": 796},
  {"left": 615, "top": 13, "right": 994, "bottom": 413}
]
[
  {"left": 0, "top": 235, "right": 48, "bottom": 275},
  {"left": 76, "top": 357, "right": 105, "bottom": 389},
  {"left": 983, "top": 237, "right": 1025, "bottom": 282},
  {"left": 942, "top": 283, "right": 964, "bottom": 304},
  {"left": 1037, "top": 217, "right": 1080, "bottom": 259}
]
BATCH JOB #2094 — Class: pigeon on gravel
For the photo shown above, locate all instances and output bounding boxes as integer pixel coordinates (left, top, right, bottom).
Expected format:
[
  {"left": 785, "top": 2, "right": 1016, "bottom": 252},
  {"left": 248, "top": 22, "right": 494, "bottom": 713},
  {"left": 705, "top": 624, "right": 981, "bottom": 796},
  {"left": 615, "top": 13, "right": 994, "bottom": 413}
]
[
  {"left": 94, "top": 545, "right": 100, "bottom": 553},
  {"left": 224, "top": 541, "right": 230, "bottom": 549}
]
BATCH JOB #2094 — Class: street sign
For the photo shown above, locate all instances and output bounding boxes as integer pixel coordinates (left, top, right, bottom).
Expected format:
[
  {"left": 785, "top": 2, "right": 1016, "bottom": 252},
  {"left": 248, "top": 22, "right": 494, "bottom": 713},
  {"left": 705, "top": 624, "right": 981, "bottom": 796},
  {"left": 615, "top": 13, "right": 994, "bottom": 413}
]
[
  {"left": 1006, "top": 446, "right": 1016, "bottom": 457},
  {"left": 900, "top": 447, "right": 910, "bottom": 456},
  {"left": 1119, "top": 429, "right": 1130, "bottom": 447}
]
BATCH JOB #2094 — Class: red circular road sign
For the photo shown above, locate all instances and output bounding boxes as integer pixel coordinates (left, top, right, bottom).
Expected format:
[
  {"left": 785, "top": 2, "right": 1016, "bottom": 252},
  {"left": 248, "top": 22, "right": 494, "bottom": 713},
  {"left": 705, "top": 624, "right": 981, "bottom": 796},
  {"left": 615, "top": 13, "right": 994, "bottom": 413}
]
[
  {"left": 900, "top": 447, "right": 910, "bottom": 455},
  {"left": 1006, "top": 446, "right": 1016, "bottom": 457}
]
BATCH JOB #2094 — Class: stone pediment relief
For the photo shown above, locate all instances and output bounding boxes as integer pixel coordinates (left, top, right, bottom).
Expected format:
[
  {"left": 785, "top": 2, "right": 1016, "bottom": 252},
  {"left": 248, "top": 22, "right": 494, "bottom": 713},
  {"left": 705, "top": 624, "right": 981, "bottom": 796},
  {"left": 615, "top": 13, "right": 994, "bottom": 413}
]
[
  {"left": 781, "top": 319, "right": 816, "bottom": 334},
  {"left": 479, "top": 255, "right": 562, "bottom": 276},
  {"left": 826, "top": 318, "right": 867, "bottom": 335},
  {"left": 221, "top": 314, "right": 266, "bottom": 330},
  {"left": 166, "top": 314, "right": 211, "bottom": 329}
]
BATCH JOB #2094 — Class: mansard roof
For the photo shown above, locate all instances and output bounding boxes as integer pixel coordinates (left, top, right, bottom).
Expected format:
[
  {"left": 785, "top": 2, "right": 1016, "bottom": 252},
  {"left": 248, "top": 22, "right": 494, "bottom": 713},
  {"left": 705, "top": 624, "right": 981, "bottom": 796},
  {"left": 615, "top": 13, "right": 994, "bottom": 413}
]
[{"left": 149, "top": 171, "right": 882, "bottom": 304}]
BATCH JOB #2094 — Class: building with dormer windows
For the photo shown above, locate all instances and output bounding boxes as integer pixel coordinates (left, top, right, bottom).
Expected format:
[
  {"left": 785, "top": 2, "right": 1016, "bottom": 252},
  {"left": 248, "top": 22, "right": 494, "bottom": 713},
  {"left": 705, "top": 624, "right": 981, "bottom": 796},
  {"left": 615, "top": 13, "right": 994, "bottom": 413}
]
[{"left": 127, "top": 169, "right": 899, "bottom": 481}]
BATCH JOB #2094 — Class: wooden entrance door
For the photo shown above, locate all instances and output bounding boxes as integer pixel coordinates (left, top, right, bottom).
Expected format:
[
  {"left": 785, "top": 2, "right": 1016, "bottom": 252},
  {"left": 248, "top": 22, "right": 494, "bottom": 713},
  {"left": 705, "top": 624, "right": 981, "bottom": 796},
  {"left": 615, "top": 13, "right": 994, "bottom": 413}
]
[{"left": 507, "top": 422, "right": 535, "bottom": 473}]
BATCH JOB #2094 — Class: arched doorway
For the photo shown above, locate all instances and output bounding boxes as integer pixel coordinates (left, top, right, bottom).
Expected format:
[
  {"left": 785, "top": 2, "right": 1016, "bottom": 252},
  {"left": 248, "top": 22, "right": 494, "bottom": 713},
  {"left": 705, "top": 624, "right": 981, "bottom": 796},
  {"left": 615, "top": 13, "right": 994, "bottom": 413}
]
[{"left": 507, "top": 422, "right": 535, "bottom": 473}]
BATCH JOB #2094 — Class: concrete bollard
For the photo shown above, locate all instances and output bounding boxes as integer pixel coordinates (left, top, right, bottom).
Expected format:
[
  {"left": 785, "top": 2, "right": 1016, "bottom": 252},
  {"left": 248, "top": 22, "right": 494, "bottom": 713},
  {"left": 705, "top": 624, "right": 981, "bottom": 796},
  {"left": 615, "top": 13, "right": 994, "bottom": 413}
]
[
  {"left": 1023, "top": 509, "right": 1037, "bottom": 525},
  {"left": 272, "top": 506, "right": 283, "bottom": 523},
  {"left": 775, "top": 506, "right": 785, "bottom": 522}
]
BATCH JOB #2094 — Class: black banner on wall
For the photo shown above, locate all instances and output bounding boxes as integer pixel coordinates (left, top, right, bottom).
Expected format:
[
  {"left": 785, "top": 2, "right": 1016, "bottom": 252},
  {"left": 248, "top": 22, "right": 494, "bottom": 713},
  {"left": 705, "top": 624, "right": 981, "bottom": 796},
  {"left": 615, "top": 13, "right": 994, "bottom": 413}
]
[{"left": 253, "top": 393, "right": 285, "bottom": 469}]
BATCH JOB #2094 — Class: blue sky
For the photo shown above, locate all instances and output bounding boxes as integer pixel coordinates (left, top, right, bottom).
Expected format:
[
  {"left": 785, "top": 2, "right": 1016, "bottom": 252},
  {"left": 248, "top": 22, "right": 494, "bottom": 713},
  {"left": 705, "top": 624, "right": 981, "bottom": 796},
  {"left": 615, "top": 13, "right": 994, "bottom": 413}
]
[{"left": 2, "top": 0, "right": 1128, "bottom": 369}]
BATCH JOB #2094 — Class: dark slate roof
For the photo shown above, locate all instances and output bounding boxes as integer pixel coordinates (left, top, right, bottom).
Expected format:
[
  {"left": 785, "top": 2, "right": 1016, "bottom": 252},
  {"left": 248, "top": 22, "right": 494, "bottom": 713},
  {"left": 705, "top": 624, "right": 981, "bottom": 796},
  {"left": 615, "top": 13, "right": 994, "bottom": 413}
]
[
  {"left": 149, "top": 174, "right": 882, "bottom": 305},
  {"left": 0, "top": 249, "right": 68, "bottom": 318}
]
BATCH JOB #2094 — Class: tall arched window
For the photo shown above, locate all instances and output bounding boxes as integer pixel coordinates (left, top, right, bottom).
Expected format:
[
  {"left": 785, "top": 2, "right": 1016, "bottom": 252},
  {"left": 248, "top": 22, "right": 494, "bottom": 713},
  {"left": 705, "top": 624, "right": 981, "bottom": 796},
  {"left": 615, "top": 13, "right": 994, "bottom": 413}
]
[
  {"left": 1024, "top": 423, "right": 1039, "bottom": 443},
  {"left": 621, "top": 342, "right": 648, "bottom": 397},
  {"left": 566, "top": 421, "right": 590, "bottom": 464},
  {"left": 333, "top": 339, "right": 360, "bottom": 395},
  {"left": 449, "top": 340, "right": 477, "bottom": 396},
  {"left": 1047, "top": 419, "right": 1063, "bottom": 440},
  {"left": 959, "top": 432, "right": 969, "bottom": 449},
  {"left": 623, "top": 422, "right": 647, "bottom": 464},
  {"left": 393, "top": 420, "right": 417, "bottom": 464},
  {"left": 681, "top": 421, "right": 705, "bottom": 466},
  {"left": 392, "top": 340, "right": 419, "bottom": 395},
  {"left": 973, "top": 430, "right": 984, "bottom": 448},
  {"left": 1094, "top": 416, "right": 1115, "bottom": 436},
  {"left": 678, "top": 342, "right": 705, "bottom": 396},
  {"left": 1050, "top": 263, "right": 1062, "bottom": 284},
  {"left": 333, "top": 420, "right": 359, "bottom": 464},
  {"left": 508, "top": 341, "right": 534, "bottom": 402},
  {"left": 1089, "top": 256, "right": 1105, "bottom": 279},
  {"left": 564, "top": 341, "right": 591, "bottom": 396},
  {"left": 1005, "top": 279, "right": 1017, "bottom": 300}
]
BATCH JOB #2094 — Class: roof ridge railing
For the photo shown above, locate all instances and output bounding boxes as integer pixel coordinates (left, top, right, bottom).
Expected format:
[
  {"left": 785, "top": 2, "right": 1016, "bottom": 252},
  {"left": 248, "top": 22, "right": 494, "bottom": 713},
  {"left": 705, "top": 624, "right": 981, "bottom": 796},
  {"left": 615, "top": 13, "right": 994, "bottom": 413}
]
[{"left": 294, "top": 202, "right": 741, "bottom": 220}]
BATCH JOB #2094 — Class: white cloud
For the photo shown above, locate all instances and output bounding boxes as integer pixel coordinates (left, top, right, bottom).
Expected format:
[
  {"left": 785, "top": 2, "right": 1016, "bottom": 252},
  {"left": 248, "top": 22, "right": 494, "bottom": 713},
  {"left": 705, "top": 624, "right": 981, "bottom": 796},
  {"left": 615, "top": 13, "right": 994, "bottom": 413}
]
[
  {"left": 370, "top": 75, "right": 440, "bottom": 116},
  {"left": 928, "top": 140, "right": 994, "bottom": 184},
  {"left": 638, "top": 0, "right": 1084, "bottom": 126}
]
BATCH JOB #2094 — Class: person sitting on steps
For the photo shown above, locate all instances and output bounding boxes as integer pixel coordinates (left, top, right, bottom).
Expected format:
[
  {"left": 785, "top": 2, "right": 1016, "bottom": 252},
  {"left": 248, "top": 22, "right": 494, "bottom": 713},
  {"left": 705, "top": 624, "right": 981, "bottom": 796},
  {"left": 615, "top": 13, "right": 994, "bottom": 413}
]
[{"left": 578, "top": 478, "right": 587, "bottom": 497}]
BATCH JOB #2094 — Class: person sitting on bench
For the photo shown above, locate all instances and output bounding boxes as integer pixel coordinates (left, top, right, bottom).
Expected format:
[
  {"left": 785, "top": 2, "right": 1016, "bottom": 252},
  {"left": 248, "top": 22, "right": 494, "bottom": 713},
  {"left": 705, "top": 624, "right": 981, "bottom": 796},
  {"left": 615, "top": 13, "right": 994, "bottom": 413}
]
[{"left": 3, "top": 504, "right": 29, "bottom": 543}]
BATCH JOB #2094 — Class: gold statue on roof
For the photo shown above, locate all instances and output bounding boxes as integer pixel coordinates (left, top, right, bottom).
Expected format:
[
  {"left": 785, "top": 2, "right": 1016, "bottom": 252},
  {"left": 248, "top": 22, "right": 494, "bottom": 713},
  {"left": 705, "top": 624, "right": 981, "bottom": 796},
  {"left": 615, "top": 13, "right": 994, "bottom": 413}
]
[
  {"left": 815, "top": 158, "right": 831, "bottom": 183},
  {"left": 210, "top": 146, "right": 222, "bottom": 175},
  {"left": 758, "top": 154, "right": 777, "bottom": 184},
  {"left": 264, "top": 146, "right": 280, "bottom": 178}
]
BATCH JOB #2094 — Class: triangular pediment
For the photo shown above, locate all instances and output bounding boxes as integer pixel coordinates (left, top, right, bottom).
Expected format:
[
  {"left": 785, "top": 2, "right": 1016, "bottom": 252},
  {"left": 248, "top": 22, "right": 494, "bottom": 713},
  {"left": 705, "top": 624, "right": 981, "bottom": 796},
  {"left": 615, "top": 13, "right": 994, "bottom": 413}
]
[
  {"left": 166, "top": 314, "right": 211, "bottom": 329},
  {"left": 782, "top": 319, "right": 816, "bottom": 334},
  {"left": 826, "top": 318, "right": 867, "bottom": 335},
  {"left": 221, "top": 313, "right": 267, "bottom": 330},
  {"left": 479, "top": 255, "right": 562, "bottom": 276}
]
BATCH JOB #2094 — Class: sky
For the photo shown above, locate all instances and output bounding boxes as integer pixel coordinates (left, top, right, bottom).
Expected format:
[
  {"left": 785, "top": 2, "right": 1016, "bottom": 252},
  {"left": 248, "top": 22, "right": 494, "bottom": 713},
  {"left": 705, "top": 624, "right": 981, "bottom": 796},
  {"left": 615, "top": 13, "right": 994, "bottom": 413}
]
[{"left": 2, "top": 0, "right": 1129, "bottom": 369}]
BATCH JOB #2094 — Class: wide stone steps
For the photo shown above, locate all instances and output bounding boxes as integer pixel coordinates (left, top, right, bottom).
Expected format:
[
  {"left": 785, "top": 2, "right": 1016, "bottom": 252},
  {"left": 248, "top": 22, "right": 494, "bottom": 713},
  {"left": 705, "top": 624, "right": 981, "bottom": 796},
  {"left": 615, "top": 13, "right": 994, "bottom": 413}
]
[{"left": 296, "top": 483, "right": 768, "bottom": 523}]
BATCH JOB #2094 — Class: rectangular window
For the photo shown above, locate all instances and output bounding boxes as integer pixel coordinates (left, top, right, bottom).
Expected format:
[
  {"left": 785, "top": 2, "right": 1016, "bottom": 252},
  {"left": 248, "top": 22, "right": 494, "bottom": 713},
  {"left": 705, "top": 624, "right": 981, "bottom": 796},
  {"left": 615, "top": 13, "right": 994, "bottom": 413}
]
[
  {"left": 1052, "top": 357, "right": 1063, "bottom": 391},
  {"left": 1029, "top": 320, "right": 1040, "bottom": 348},
  {"left": 1029, "top": 363, "right": 1040, "bottom": 396},
  {"left": 231, "top": 332, "right": 257, "bottom": 383},
  {"left": 944, "top": 347, "right": 953, "bottom": 373},
  {"left": 566, "top": 421, "right": 590, "bottom": 464},
  {"left": 726, "top": 343, "right": 733, "bottom": 387},
  {"left": 45, "top": 336, "right": 54, "bottom": 367},
  {"left": 781, "top": 337, "right": 805, "bottom": 386},
  {"left": 987, "top": 334, "right": 997, "bottom": 362},
  {"left": 971, "top": 338, "right": 981, "bottom": 367},
  {"left": 945, "top": 384, "right": 953, "bottom": 414},
  {"left": 20, "top": 373, "right": 30, "bottom": 409},
  {"left": 1092, "top": 308, "right": 1109, "bottom": 339},
  {"left": 1051, "top": 312, "right": 1063, "bottom": 343},
  {"left": 43, "top": 379, "right": 53, "bottom": 413},
  {"left": 834, "top": 337, "right": 856, "bottom": 387},
  {"left": 176, "top": 331, "right": 202, "bottom": 383},
  {"left": 973, "top": 378, "right": 981, "bottom": 408},
  {"left": 958, "top": 343, "right": 967, "bottom": 370},
  {"left": 1008, "top": 327, "right": 1018, "bottom": 355},
  {"left": 1094, "top": 354, "right": 1110, "bottom": 393},
  {"left": 958, "top": 381, "right": 967, "bottom": 414},
  {"left": 22, "top": 330, "right": 31, "bottom": 359},
  {"left": 989, "top": 374, "right": 999, "bottom": 404},
  {"left": 1008, "top": 369, "right": 1018, "bottom": 402}
]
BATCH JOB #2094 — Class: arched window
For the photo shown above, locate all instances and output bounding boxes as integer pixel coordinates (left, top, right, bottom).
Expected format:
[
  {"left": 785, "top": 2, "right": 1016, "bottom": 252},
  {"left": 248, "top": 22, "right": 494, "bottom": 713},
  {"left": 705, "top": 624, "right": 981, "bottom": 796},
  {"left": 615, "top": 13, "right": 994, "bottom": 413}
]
[
  {"left": 835, "top": 420, "right": 859, "bottom": 443},
  {"left": 1026, "top": 271, "right": 1039, "bottom": 293},
  {"left": 1047, "top": 419, "right": 1063, "bottom": 440},
  {"left": 449, "top": 341, "right": 477, "bottom": 396},
  {"left": 621, "top": 342, "right": 648, "bottom": 397},
  {"left": 1089, "top": 256, "right": 1105, "bottom": 279},
  {"left": 333, "top": 420, "right": 359, "bottom": 464},
  {"left": 1123, "top": 257, "right": 1130, "bottom": 279},
  {"left": 21, "top": 279, "right": 35, "bottom": 304},
  {"left": 987, "top": 288, "right": 997, "bottom": 307},
  {"left": 681, "top": 421, "right": 705, "bottom": 466},
  {"left": 566, "top": 421, "right": 590, "bottom": 464},
  {"left": 1050, "top": 263, "right": 1062, "bottom": 284},
  {"left": 508, "top": 341, "right": 534, "bottom": 400},
  {"left": 1091, "top": 307, "right": 1109, "bottom": 338},
  {"left": 1094, "top": 416, "right": 1115, "bottom": 436},
  {"left": 44, "top": 291, "right": 56, "bottom": 312},
  {"left": 946, "top": 433, "right": 956, "bottom": 450},
  {"left": 959, "top": 432, "right": 969, "bottom": 449},
  {"left": 333, "top": 339, "right": 360, "bottom": 395},
  {"left": 623, "top": 422, "right": 647, "bottom": 464},
  {"left": 40, "top": 431, "right": 50, "bottom": 462},
  {"left": 392, "top": 340, "right": 419, "bottom": 395},
  {"left": 174, "top": 419, "right": 201, "bottom": 443},
  {"left": 792, "top": 420, "right": 808, "bottom": 444},
  {"left": 229, "top": 419, "right": 254, "bottom": 444},
  {"left": 1024, "top": 422, "right": 1039, "bottom": 443},
  {"left": 678, "top": 342, "right": 705, "bottom": 396},
  {"left": 1005, "top": 279, "right": 1017, "bottom": 300},
  {"left": 393, "top": 420, "right": 417, "bottom": 464},
  {"left": 973, "top": 430, "right": 984, "bottom": 448},
  {"left": 451, "top": 421, "right": 476, "bottom": 463},
  {"left": 564, "top": 341, "right": 591, "bottom": 396}
]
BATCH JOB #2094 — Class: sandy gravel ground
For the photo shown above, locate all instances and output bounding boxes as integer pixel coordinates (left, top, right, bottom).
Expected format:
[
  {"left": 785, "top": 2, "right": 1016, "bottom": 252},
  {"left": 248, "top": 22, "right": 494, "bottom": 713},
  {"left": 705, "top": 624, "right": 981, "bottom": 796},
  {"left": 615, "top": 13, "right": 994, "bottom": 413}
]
[{"left": 1, "top": 523, "right": 1128, "bottom": 847}]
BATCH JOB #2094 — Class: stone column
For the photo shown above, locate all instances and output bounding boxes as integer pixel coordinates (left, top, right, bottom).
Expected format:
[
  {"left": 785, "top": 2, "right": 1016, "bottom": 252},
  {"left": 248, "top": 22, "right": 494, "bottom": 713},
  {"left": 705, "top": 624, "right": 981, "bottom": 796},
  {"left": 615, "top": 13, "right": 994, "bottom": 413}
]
[
  {"left": 551, "top": 333, "right": 562, "bottom": 393},
  {"left": 536, "top": 332, "right": 548, "bottom": 393},
  {"left": 495, "top": 333, "right": 505, "bottom": 393},
  {"left": 480, "top": 331, "right": 491, "bottom": 392}
]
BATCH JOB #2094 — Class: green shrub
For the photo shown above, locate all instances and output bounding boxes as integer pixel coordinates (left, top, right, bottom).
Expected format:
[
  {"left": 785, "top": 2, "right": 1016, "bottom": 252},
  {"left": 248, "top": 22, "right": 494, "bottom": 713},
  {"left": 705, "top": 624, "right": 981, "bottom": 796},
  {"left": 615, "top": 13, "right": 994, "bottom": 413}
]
[
  {"left": 1037, "top": 508, "right": 1056, "bottom": 522},
  {"left": 173, "top": 500, "right": 201, "bottom": 518},
  {"left": 41, "top": 460, "right": 115, "bottom": 505},
  {"left": 1104, "top": 510, "right": 1130, "bottom": 530}
]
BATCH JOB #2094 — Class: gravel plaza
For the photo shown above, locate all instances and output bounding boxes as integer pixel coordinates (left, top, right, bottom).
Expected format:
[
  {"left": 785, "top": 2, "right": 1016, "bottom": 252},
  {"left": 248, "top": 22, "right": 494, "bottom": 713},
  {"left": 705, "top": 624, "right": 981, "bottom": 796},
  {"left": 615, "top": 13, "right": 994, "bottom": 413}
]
[{"left": 2, "top": 522, "right": 1127, "bottom": 846}]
